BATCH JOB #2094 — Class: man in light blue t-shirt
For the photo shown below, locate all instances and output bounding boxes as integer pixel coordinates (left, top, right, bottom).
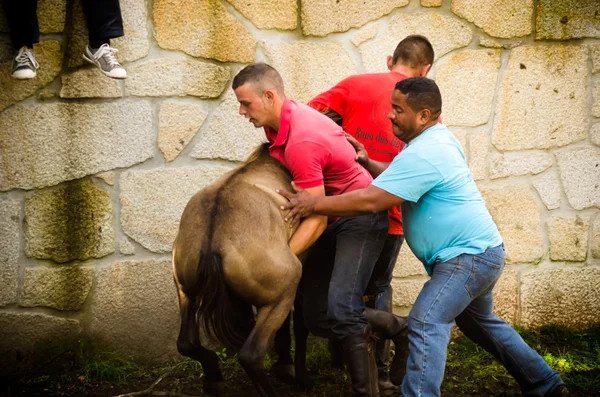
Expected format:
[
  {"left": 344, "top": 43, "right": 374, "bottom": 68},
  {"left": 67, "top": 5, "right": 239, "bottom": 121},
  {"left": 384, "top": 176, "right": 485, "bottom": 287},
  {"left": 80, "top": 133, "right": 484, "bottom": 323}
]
[{"left": 278, "top": 78, "right": 566, "bottom": 397}]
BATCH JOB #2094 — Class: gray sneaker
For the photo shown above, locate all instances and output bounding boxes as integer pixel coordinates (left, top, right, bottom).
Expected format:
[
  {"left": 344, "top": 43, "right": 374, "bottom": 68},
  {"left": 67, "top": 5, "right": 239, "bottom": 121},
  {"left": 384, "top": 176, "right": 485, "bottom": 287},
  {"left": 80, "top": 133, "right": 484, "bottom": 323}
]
[
  {"left": 11, "top": 46, "right": 40, "bottom": 79},
  {"left": 83, "top": 43, "right": 127, "bottom": 79}
]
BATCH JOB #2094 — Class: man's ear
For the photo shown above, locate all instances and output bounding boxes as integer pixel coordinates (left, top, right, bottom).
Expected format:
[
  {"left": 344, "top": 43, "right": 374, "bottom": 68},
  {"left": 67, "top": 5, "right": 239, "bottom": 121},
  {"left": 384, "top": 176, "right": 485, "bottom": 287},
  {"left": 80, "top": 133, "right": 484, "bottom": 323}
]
[
  {"left": 419, "top": 108, "right": 432, "bottom": 124},
  {"left": 387, "top": 56, "right": 394, "bottom": 71},
  {"left": 264, "top": 89, "right": 275, "bottom": 105},
  {"left": 420, "top": 64, "right": 432, "bottom": 77}
]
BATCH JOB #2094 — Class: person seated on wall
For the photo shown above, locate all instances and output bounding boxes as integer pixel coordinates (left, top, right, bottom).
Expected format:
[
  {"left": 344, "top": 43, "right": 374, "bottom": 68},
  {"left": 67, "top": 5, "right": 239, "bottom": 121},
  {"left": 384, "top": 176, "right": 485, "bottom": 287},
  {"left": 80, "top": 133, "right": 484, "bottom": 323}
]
[
  {"left": 307, "top": 34, "right": 436, "bottom": 394},
  {"left": 2, "top": 0, "right": 127, "bottom": 79},
  {"left": 233, "top": 62, "right": 409, "bottom": 397},
  {"left": 278, "top": 77, "right": 569, "bottom": 397}
]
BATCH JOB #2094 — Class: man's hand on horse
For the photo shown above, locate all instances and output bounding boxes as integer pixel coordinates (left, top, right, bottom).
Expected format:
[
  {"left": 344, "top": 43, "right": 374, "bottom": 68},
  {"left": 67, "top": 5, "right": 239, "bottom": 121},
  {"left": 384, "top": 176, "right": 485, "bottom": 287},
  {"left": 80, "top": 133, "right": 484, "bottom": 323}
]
[
  {"left": 276, "top": 182, "right": 317, "bottom": 227},
  {"left": 345, "top": 133, "right": 369, "bottom": 167}
]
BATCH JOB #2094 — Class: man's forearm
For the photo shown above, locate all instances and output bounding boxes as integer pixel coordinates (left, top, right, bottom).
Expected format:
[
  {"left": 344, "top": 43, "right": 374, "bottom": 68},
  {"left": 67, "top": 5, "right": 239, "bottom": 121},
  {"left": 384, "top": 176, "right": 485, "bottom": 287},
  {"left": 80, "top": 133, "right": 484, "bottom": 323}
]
[
  {"left": 289, "top": 215, "right": 327, "bottom": 256},
  {"left": 363, "top": 159, "right": 391, "bottom": 178},
  {"left": 312, "top": 189, "right": 384, "bottom": 218}
]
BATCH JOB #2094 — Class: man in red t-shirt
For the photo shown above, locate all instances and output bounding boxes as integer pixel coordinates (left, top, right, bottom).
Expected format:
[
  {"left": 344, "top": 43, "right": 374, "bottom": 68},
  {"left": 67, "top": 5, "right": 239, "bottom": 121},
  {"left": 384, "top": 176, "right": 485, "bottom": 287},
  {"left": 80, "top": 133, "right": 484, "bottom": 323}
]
[
  {"left": 308, "top": 35, "right": 435, "bottom": 392},
  {"left": 233, "top": 63, "right": 408, "bottom": 396}
]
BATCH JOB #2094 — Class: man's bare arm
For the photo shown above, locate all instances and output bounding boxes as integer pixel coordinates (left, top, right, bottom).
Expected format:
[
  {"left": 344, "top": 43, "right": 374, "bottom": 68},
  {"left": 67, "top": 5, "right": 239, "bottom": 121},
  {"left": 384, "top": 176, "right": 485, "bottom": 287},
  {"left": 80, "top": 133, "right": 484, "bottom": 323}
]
[
  {"left": 278, "top": 183, "right": 403, "bottom": 226},
  {"left": 288, "top": 185, "right": 328, "bottom": 256},
  {"left": 345, "top": 134, "right": 390, "bottom": 178}
]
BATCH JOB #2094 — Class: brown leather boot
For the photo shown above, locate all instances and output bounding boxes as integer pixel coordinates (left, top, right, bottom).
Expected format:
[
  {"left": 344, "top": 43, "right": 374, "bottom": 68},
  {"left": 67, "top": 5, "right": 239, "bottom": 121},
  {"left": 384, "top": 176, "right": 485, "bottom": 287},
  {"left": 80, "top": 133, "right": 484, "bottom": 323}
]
[
  {"left": 364, "top": 307, "right": 409, "bottom": 386},
  {"left": 342, "top": 325, "right": 380, "bottom": 397}
]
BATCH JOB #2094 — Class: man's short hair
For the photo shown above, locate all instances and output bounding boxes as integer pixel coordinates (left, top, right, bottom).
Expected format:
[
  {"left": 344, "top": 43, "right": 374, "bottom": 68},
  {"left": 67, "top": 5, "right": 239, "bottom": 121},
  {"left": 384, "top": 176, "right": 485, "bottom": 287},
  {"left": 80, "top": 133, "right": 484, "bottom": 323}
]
[
  {"left": 391, "top": 35, "right": 434, "bottom": 69},
  {"left": 232, "top": 63, "right": 284, "bottom": 96},
  {"left": 395, "top": 77, "right": 442, "bottom": 117}
]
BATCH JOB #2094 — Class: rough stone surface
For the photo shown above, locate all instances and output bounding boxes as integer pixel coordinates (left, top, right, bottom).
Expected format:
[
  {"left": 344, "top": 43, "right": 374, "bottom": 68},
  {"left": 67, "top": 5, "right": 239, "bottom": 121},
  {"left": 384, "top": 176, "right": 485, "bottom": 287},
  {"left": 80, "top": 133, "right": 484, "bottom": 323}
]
[
  {"left": 0, "top": 312, "right": 80, "bottom": 378},
  {"left": 520, "top": 267, "right": 600, "bottom": 328},
  {"left": 95, "top": 172, "right": 115, "bottom": 186},
  {"left": 0, "top": 40, "right": 63, "bottom": 112},
  {"left": 126, "top": 59, "right": 230, "bottom": 98},
  {"left": 20, "top": 266, "right": 94, "bottom": 310},
  {"left": 190, "top": 91, "right": 267, "bottom": 161},
  {"left": 592, "top": 44, "right": 600, "bottom": 74},
  {"left": 592, "top": 215, "right": 600, "bottom": 258},
  {"left": 361, "top": 13, "right": 472, "bottom": 73},
  {"left": 490, "top": 151, "right": 553, "bottom": 179},
  {"left": 60, "top": 68, "right": 122, "bottom": 98},
  {"left": 468, "top": 129, "right": 489, "bottom": 181},
  {"left": 547, "top": 216, "right": 589, "bottom": 262},
  {"left": 481, "top": 185, "right": 544, "bottom": 264},
  {"left": 533, "top": 170, "right": 562, "bottom": 210},
  {"left": 159, "top": 101, "right": 208, "bottom": 162},
  {"left": 227, "top": 0, "right": 297, "bottom": 30},
  {"left": 436, "top": 49, "right": 501, "bottom": 127},
  {"left": 421, "top": 0, "right": 442, "bottom": 7},
  {"left": 301, "top": 0, "right": 408, "bottom": 37},
  {"left": 68, "top": 0, "right": 149, "bottom": 67},
  {"left": 593, "top": 82, "right": 600, "bottom": 118},
  {"left": 491, "top": 45, "right": 588, "bottom": 151},
  {"left": 536, "top": 0, "right": 600, "bottom": 40},
  {"left": 153, "top": 0, "right": 256, "bottom": 63},
  {"left": 0, "top": 101, "right": 154, "bottom": 191},
  {"left": 0, "top": 200, "right": 20, "bottom": 307},
  {"left": 492, "top": 267, "right": 518, "bottom": 325},
  {"left": 451, "top": 0, "right": 534, "bottom": 38},
  {"left": 111, "top": 0, "right": 150, "bottom": 63},
  {"left": 351, "top": 24, "right": 379, "bottom": 47},
  {"left": 479, "top": 36, "right": 522, "bottom": 49},
  {"left": 264, "top": 41, "right": 356, "bottom": 104},
  {"left": 90, "top": 259, "right": 179, "bottom": 359},
  {"left": 591, "top": 123, "right": 600, "bottom": 146},
  {"left": 24, "top": 179, "right": 115, "bottom": 263},
  {"left": 556, "top": 147, "right": 600, "bottom": 210},
  {"left": 391, "top": 278, "right": 427, "bottom": 307},
  {"left": 0, "top": 0, "right": 66, "bottom": 33},
  {"left": 120, "top": 237, "right": 136, "bottom": 256},
  {"left": 393, "top": 245, "right": 427, "bottom": 279},
  {"left": 120, "top": 165, "right": 234, "bottom": 253}
]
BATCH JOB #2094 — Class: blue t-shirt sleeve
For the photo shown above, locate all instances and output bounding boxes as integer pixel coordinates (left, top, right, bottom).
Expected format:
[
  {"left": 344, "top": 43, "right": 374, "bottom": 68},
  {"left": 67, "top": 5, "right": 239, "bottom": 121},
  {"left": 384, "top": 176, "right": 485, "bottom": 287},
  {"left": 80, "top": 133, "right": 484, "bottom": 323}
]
[{"left": 372, "top": 152, "right": 443, "bottom": 202}]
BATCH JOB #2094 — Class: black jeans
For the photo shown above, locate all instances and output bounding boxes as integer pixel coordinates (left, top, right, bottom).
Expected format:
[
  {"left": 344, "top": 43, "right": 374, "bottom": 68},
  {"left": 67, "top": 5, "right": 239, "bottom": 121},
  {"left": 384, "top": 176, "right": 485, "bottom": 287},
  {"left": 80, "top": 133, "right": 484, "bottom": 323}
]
[
  {"left": 2, "top": 0, "right": 124, "bottom": 50},
  {"left": 364, "top": 233, "right": 404, "bottom": 309},
  {"left": 302, "top": 211, "right": 389, "bottom": 340}
]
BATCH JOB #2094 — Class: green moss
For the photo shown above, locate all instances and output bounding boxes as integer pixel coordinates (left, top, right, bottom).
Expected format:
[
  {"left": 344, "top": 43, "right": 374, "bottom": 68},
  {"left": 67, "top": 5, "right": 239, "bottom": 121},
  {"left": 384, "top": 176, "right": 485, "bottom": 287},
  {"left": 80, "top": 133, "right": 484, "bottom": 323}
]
[{"left": 25, "top": 178, "right": 114, "bottom": 263}]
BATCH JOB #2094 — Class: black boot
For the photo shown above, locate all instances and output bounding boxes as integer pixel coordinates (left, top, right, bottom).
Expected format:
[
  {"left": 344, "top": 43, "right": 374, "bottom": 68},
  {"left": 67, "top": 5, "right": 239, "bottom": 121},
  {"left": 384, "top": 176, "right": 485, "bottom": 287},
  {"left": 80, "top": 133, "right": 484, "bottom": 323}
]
[
  {"left": 364, "top": 307, "right": 409, "bottom": 386},
  {"left": 342, "top": 325, "right": 380, "bottom": 397}
]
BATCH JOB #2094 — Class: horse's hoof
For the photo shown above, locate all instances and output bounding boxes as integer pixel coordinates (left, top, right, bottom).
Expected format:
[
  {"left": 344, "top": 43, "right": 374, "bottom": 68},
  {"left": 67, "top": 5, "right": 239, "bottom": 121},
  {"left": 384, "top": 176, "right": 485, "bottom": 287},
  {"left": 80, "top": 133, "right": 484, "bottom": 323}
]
[
  {"left": 270, "top": 363, "right": 295, "bottom": 384},
  {"left": 203, "top": 380, "right": 225, "bottom": 395}
]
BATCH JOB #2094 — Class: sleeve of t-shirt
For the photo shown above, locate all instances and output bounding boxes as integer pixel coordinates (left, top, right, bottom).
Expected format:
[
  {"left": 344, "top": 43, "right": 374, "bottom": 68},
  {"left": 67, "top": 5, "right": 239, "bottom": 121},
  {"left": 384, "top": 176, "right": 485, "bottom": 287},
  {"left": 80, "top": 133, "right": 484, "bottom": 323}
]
[
  {"left": 372, "top": 152, "right": 443, "bottom": 203},
  {"left": 308, "top": 78, "right": 351, "bottom": 116},
  {"left": 284, "top": 141, "right": 329, "bottom": 189}
]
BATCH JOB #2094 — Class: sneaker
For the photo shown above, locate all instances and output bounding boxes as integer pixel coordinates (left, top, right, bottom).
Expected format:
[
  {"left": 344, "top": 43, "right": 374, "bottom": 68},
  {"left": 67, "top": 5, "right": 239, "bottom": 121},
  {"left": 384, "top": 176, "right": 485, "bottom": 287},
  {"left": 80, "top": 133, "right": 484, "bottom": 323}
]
[
  {"left": 83, "top": 44, "right": 127, "bottom": 79},
  {"left": 11, "top": 46, "right": 40, "bottom": 79}
]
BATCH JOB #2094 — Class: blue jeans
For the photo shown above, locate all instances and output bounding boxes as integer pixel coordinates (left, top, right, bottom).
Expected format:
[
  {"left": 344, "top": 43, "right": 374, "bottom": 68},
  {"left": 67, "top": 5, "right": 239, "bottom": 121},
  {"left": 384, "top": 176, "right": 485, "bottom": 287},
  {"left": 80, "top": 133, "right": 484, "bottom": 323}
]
[
  {"left": 402, "top": 244, "right": 563, "bottom": 397},
  {"left": 302, "top": 211, "right": 389, "bottom": 340}
]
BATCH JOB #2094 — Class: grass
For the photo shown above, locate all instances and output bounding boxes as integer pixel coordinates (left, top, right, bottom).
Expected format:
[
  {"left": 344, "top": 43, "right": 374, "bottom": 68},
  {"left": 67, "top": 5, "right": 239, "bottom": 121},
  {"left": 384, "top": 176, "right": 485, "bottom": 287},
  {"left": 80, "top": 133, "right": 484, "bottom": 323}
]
[{"left": 3, "top": 324, "right": 599, "bottom": 396}]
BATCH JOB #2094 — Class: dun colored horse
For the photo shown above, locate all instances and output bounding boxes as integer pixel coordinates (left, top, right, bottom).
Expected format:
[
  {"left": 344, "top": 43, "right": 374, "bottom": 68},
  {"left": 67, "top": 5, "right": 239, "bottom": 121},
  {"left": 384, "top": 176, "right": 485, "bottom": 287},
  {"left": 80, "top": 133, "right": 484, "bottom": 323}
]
[{"left": 172, "top": 143, "right": 309, "bottom": 397}]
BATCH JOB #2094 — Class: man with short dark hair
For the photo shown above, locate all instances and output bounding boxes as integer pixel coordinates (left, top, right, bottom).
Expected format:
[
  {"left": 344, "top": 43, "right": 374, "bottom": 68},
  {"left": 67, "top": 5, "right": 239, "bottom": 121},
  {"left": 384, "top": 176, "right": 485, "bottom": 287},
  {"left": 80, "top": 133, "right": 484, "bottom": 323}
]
[
  {"left": 308, "top": 35, "right": 435, "bottom": 393},
  {"left": 278, "top": 77, "right": 567, "bottom": 397},
  {"left": 233, "top": 63, "right": 409, "bottom": 397}
]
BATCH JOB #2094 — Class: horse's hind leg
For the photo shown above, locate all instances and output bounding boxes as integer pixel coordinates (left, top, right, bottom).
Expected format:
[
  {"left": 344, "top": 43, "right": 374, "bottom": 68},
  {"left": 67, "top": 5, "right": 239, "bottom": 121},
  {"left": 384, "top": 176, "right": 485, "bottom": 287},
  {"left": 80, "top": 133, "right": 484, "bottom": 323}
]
[
  {"left": 271, "top": 312, "right": 294, "bottom": 384},
  {"left": 175, "top": 286, "right": 223, "bottom": 395},
  {"left": 292, "top": 289, "right": 313, "bottom": 392},
  {"left": 238, "top": 294, "right": 296, "bottom": 397}
]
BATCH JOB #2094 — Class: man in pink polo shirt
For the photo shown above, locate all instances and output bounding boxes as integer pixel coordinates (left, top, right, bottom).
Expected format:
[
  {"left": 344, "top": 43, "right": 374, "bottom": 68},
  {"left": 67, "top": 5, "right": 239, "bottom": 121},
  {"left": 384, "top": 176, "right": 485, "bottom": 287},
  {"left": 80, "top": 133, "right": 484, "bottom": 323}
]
[{"left": 233, "top": 63, "right": 408, "bottom": 397}]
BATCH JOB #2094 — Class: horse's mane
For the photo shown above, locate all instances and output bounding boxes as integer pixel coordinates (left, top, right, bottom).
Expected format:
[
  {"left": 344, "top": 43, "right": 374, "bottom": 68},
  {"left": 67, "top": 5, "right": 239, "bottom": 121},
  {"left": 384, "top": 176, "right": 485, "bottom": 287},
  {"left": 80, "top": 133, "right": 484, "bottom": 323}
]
[{"left": 244, "top": 142, "right": 271, "bottom": 164}]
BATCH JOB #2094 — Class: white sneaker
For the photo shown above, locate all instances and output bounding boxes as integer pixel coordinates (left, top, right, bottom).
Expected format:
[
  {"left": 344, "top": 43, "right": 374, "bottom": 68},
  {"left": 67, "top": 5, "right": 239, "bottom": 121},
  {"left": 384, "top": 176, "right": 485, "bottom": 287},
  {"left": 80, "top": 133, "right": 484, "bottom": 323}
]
[
  {"left": 82, "top": 43, "right": 127, "bottom": 79},
  {"left": 11, "top": 46, "right": 40, "bottom": 79}
]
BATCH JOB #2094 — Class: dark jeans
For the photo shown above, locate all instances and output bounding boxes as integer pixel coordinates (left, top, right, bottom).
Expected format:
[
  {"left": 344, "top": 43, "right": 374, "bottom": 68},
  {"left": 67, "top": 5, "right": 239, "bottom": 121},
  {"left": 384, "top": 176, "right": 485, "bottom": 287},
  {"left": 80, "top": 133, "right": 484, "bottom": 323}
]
[
  {"left": 2, "top": 0, "right": 124, "bottom": 50},
  {"left": 302, "top": 211, "right": 389, "bottom": 340},
  {"left": 365, "top": 233, "right": 404, "bottom": 309}
]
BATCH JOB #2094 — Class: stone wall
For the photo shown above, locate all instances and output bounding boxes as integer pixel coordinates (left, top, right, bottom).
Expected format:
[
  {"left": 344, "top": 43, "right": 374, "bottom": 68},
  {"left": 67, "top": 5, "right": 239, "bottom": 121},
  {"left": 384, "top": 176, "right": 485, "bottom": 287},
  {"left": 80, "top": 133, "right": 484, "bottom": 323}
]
[{"left": 0, "top": 0, "right": 599, "bottom": 370}]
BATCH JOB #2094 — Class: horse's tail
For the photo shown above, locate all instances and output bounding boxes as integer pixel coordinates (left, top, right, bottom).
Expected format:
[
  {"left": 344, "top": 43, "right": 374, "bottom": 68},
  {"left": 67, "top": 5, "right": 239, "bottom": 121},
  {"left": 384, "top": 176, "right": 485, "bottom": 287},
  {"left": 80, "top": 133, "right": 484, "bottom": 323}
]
[{"left": 195, "top": 251, "right": 254, "bottom": 350}]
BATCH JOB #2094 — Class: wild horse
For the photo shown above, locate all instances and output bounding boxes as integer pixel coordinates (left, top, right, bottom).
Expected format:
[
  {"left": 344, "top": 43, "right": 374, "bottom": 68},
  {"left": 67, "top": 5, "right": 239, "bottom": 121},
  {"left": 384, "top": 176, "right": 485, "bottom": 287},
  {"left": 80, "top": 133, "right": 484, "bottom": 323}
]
[{"left": 172, "top": 143, "right": 309, "bottom": 397}]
